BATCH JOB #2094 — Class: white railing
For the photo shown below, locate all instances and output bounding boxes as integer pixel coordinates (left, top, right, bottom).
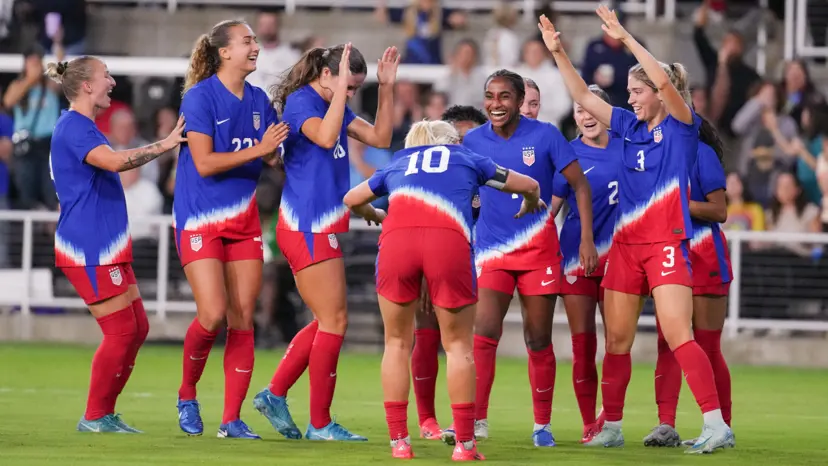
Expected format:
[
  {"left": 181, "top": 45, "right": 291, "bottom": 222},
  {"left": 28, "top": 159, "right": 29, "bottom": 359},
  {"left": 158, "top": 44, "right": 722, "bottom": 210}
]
[
  {"left": 2, "top": 209, "right": 828, "bottom": 340},
  {"left": 786, "top": 0, "right": 828, "bottom": 59}
]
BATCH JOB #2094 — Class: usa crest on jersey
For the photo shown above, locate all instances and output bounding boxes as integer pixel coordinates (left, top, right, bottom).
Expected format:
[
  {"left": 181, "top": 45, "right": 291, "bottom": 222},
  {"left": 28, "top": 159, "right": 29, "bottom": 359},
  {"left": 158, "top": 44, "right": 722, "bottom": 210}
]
[
  {"left": 653, "top": 127, "right": 663, "bottom": 143},
  {"left": 522, "top": 146, "right": 535, "bottom": 166},
  {"left": 190, "top": 234, "right": 203, "bottom": 252},
  {"left": 253, "top": 112, "right": 261, "bottom": 130},
  {"left": 109, "top": 267, "right": 123, "bottom": 286}
]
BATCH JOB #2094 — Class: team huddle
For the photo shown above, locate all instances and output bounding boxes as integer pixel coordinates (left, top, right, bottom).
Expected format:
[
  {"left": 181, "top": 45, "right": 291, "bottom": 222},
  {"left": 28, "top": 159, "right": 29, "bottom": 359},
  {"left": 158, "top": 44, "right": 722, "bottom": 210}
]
[{"left": 45, "top": 5, "right": 734, "bottom": 463}]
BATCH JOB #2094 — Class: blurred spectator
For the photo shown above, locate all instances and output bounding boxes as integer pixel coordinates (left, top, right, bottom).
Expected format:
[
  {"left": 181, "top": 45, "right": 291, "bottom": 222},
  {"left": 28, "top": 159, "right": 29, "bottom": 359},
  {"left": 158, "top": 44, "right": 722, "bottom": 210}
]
[
  {"left": 424, "top": 90, "right": 448, "bottom": 121},
  {"left": 3, "top": 44, "right": 60, "bottom": 210},
  {"left": 724, "top": 171, "right": 765, "bottom": 232},
  {"left": 246, "top": 11, "right": 301, "bottom": 97},
  {"left": 94, "top": 98, "right": 130, "bottom": 136},
  {"left": 0, "top": 105, "right": 11, "bottom": 267},
  {"left": 744, "top": 130, "right": 785, "bottom": 207},
  {"left": 293, "top": 35, "right": 325, "bottom": 54},
  {"left": 581, "top": 28, "right": 642, "bottom": 109},
  {"left": 33, "top": 0, "right": 86, "bottom": 55},
  {"left": 434, "top": 39, "right": 486, "bottom": 109},
  {"left": 733, "top": 81, "right": 797, "bottom": 174},
  {"left": 758, "top": 172, "right": 820, "bottom": 257},
  {"left": 390, "top": 80, "right": 422, "bottom": 152},
  {"left": 779, "top": 60, "right": 826, "bottom": 130},
  {"left": 376, "top": 0, "right": 466, "bottom": 65},
  {"left": 109, "top": 109, "right": 159, "bottom": 185},
  {"left": 692, "top": 86, "right": 709, "bottom": 118},
  {"left": 693, "top": 1, "right": 760, "bottom": 135},
  {"left": 153, "top": 107, "right": 179, "bottom": 213},
  {"left": 120, "top": 167, "right": 163, "bottom": 242},
  {"left": 483, "top": 1, "right": 520, "bottom": 68},
  {"left": 767, "top": 103, "right": 828, "bottom": 206},
  {"left": 518, "top": 38, "right": 571, "bottom": 127}
]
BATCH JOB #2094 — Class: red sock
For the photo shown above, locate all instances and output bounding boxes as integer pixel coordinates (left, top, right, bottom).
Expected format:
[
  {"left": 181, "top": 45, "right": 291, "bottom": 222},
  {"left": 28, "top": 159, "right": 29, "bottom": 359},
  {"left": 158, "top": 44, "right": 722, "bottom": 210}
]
[
  {"left": 412, "top": 328, "right": 441, "bottom": 424},
  {"left": 528, "top": 344, "right": 556, "bottom": 425},
  {"left": 473, "top": 335, "right": 498, "bottom": 420},
  {"left": 107, "top": 299, "right": 150, "bottom": 412},
  {"left": 673, "top": 340, "right": 720, "bottom": 414},
  {"left": 571, "top": 332, "right": 598, "bottom": 426},
  {"left": 309, "top": 331, "right": 344, "bottom": 428},
  {"left": 694, "top": 329, "right": 731, "bottom": 425},
  {"left": 655, "top": 323, "right": 682, "bottom": 427},
  {"left": 384, "top": 401, "right": 409, "bottom": 440},
  {"left": 85, "top": 306, "right": 137, "bottom": 420},
  {"left": 179, "top": 319, "right": 217, "bottom": 401},
  {"left": 451, "top": 403, "right": 475, "bottom": 443},
  {"left": 600, "top": 352, "right": 631, "bottom": 422},
  {"left": 223, "top": 328, "right": 255, "bottom": 424},
  {"left": 270, "top": 320, "right": 318, "bottom": 397}
]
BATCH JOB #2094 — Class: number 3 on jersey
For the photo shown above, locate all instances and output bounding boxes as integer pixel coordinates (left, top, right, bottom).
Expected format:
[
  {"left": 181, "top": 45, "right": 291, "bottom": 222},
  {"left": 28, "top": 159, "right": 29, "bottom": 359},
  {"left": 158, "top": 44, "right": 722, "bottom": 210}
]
[
  {"left": 635, "top": 150, "right": 645, "bottom": 172},
  {"left": 405, "top": 145, "right": 450, "bottom": 176},
  {"left": 232, "top": 137, "right": 253, "bottom": 152}
]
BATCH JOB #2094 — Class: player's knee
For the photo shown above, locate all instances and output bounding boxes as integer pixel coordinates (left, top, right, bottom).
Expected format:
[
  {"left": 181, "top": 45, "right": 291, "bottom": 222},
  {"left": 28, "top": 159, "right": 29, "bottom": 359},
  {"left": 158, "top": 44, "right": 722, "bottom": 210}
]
[
  {"left": 317, "top": 306, "right": 348, "bottom": 335},
  {"left": 523, "top": 332, "right": 552, "bottom": 352},
  {"left": 474, "top": 317, "right": 502, "bottom": 341},
  {"left": 384, "top": 333, "right": 413, "bottom": 355},
  {"left": 197, "top": 311, "right": 226, "bottom": 333},
  {"left": 604, "top": 327, "right": 634, "bottom": 354}
]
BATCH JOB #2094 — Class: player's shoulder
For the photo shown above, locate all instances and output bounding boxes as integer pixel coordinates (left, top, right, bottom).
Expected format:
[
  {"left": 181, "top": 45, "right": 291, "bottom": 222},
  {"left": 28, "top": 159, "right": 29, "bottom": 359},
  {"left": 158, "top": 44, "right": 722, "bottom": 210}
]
[
  {"left": 245, "top": 81, "right": 271, "bottom": 104},
  {"left": 55, "top": 110, "right": 94, "bottom": 134},
  {"left": 462, "top": 122, "right": 489, "bottom": 144},
  {"left": 285, "top": 84, "right": 316, "bottom": 105},
  {"left": 184, "top": 77, "right": 214, "bottom": 99}
]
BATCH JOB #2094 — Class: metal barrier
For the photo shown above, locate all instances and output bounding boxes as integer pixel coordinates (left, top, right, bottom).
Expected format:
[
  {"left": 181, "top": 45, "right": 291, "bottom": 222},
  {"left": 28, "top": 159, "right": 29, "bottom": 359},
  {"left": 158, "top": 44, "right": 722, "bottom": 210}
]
[{"left": 786, "top": 0, "right": 828, "bottom": 59}]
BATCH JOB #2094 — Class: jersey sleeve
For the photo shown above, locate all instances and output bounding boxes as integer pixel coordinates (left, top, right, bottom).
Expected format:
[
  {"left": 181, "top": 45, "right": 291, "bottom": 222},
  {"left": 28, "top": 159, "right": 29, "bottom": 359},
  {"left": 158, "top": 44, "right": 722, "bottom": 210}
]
[
  {"left": 367, "top": 167, "right": 390, "bottom": 197},
  {"left": 466, "top": 150, "right": 499, "bottom": 185},
  {"left": 344, "top": 105, "right": 357, "bottom": 127},
  {"left": 669, "top": 110, "right": 703, "bottom": 135},
  {"left": 180, "top": 87, "right": 214, "bottom": 137},
  {"left": 610, "top": 107, "right": 637, "bottom": 135},
  {"left": 0, "top": 114, "right": 13, "bottom": 138},
  {"left": 552, "top": 171, "right": 571, "bottom": 198},
  {"left": 547, "top": 125, "right": 577, "bottom": 173},
  {"left": 697, "top": 145, "right": 726, "bottom": 196},
  {"left": 71, "top": 123, "right": 110, "bottom": 164},
  {"left": 283, "top": 90, "right": 325, "bottom": 135}
]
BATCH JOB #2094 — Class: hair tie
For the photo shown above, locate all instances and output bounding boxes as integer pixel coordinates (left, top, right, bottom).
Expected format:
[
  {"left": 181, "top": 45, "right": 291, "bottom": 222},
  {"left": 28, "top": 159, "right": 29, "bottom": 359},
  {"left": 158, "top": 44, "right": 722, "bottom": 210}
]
[{"left": 56, "top": 61, "right": 68, "bottom": 75}]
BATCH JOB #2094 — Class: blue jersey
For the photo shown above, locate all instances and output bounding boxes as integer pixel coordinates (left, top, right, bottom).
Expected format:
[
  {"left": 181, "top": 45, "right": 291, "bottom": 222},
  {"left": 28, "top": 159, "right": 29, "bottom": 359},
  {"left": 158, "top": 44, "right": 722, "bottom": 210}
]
[
  {"left": 553, "top": 134, "right": 623, "bottom": 276},
  {"left": 464, "top": 117, "right": 576, "bottom": 270},
  {"left": 174, "top": 75, "right": 276, "bottom": 238},
  {"left": 50, "top": 110, "right": 131, "bottom": 267},
  {"left": 368, "top": 144, "right": 499, "bottom": 242},
  {"left": 689, "top": 142, "right": 732, "bottom": 286},
  {"left": 277, "top": 84, "right": 357, "bottom": 234},
  {"left": 610, "top": 107, "right": 700, "bottom": 244}
]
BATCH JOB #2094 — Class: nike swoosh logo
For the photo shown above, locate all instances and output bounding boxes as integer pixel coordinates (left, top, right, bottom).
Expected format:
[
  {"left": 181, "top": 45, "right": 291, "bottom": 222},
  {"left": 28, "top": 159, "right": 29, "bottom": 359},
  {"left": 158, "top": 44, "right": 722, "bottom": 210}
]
[
  {"left": 217, "top": 118, "right": 230, "bottom": 125},
  {"left": 253, "top": 237, "right": 262, "bottom": 242},
  {"left": 414, "top": 376, "right": 432, "bottom": 381},
  {"left": 235, "top": 368, "right": 252, "bottom": 373},
  {"left": 575, "top": 378, "right": 587, "bottom": 383},
  {"left": 541, "top": 280, "right": 555, "bottom": 286},
  {"left": 583, "top": 166, "right": 595, "bottom": 174},
  {"left": 661, "top": 271, "right": 676, "bottom": 276},
  {"left": 329, "top": 372, "right": 337, "bottom": 377},
  {"left": 189, "top": 355, "right": 207, "bottom": 360},
  {"left": 536, "top": 387, "right": 553, "bottom": 393}
]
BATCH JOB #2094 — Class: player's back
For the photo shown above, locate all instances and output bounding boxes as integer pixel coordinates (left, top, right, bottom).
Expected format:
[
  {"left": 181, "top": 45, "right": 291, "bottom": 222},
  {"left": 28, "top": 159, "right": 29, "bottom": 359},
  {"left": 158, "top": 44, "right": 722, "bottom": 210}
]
[
  {"left": 610, "top": 107, "right": 700, "bottom": 244},
  {"left": 50, "top": 110, "right": 131, "bottom": 267},
  {"left": 374, "top": 144, "right": 493, "bottom": 242},
  {"left": 174, "top": 75, "right": 274, "bottom": 237},
  {"left": 689, "top": 142, "right": 731, "bottom": 285}
]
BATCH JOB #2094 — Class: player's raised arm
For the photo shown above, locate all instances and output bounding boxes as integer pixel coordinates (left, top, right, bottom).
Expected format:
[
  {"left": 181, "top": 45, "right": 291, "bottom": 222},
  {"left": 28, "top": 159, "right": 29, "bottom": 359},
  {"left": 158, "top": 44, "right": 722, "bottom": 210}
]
[
  {"left": 538, "top": 14, "right": 612, "bottom": 127},
  {"left": 595, "top": 6, "right": 693, "bottom": 124},
  {"left": 347, "top": 46, "right": 399, "bottom": 149}
]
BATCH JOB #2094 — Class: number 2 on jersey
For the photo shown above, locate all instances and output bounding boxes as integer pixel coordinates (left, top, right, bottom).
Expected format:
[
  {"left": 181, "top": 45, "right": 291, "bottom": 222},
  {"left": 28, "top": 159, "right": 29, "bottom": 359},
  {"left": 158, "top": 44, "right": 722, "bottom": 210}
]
[
  {"left": 635, "top": 150, "right": 645, "bottom": 172},
  {"left": 608, "top": 180, "right": 618, "bottom": 205},
  {"left": 232, "top": 137, "right": 253, "bottom": 152},
  {"left": 405, "top": 145, "right": 450, "bottom": 176}
]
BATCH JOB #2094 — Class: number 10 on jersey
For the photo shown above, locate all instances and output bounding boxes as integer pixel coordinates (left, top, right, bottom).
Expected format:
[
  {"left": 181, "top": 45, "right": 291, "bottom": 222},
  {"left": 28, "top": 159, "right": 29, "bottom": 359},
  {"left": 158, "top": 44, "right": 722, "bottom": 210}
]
[{"left": 405, "top": 146, "right": 450, "bottom": 176}]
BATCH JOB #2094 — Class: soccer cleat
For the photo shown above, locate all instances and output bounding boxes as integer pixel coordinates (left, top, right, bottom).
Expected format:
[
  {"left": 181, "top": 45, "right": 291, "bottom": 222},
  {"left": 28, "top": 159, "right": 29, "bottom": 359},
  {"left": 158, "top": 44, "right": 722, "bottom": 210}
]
[
  {"left": 584, "top": 422, "right": 624, "bottom": 447},
  {"left": 441, "top": 424, "right": 457, "bottom": 445},
  {"left": 77, "top": 414, "right": 134, "bottom": 433},
  {"left": 474, "top": 419, "right": 489, "bottom": 440},
  {"left": 452, "top": 440, "right": 486, "bottom": 461},
  {"left": 419, "top": 417, "right": 443, "bottom": 440},
  {"left": 532, "top": 424, "right": 556, "bottom": 447},
  {"left": 643, "top": 424, "right": 681, "bottom": 447},
  {"left": 391, "top": 437, "right": 415, "bottom": 459},
  {"left": 111, "top": 413, "right": 143, "bottom": 433},
  {"left": 252, "top": 388, "right": 302, "bottom": 439},
  {"left": 217, "top": 419, "right": 261, "bottom": 439},
  {"left": 177, "top": 399, "right": 203, "bottom": 436},
  {"left": 684, "top": 423, "right": 734, "bottom": 454},
  {"left": 580, "top": 423, "right": 599, "bottom": 444},
  {"left": 305, "top": 419, "right": 368, "bottom": 441},
  {"left": 682, "top": 437, "right": 697, "bottom": 446}
]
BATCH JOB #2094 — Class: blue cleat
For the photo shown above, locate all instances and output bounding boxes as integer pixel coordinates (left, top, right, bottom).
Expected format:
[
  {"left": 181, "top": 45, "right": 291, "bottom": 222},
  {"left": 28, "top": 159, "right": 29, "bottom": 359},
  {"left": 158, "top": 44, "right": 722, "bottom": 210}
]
[
  {"left": 77, "top": 414, "right": 133, "bottom": 433},
  {"left": 532, "top": 424, "right": 556, "bottom": 447},
  {"left": 217, "top": 419, "right": 261, "bottom": 439},
  {"left": 177, "top": 399, "right": 203, "bottom": 436},
  {"left": 305, "top": 419, "right": 368, "bottom": 441},
  {"left": 252, "top": 388, "right": 302, "bottom": 439}
]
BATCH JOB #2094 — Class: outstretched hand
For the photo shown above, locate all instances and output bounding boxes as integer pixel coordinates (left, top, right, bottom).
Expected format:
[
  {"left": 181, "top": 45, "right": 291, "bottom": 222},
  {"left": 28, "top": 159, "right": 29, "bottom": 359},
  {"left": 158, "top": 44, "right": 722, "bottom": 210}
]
[
  {"left": 377, "top": 46, "right": 401, "bottom": 86},
  {"left": 537, "top": 15, "right": 563, "bottom": 54},
  {"left": 596, "top": 5, "right": 629, "bottom": 42},
  {"left": 162, "top": 115, "right": 187, "bottom": 152}
]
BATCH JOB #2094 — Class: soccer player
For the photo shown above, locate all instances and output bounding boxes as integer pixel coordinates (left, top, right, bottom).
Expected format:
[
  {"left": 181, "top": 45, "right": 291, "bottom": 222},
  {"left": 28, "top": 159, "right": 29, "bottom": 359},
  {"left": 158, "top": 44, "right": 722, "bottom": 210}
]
[
  {"left": 253, "top": 43, "right": 398, "bottom": 442},
  {"left": 47, "top": 56, "right": 185, "bottom": 433},
  {"left": 343, "top": 120, "right": 545, "bottom": 460},
  {"left": 463, "top": 69, "right": 598, "bottom": 446},
  {"left": 551, "top": 84, "right": 623, "bottom": 442},
  {"left": 539, "top": 8, "right": 734, "bottom": 452},
  {"left": 412, "top": 105, "right": 487, "bottom": 441},
  {"left": 174, "top": 20, "right": 290, "bottom": 439},
  {"left": 645, "top": 138, "right": 733, "bottom": 447},
  {"left": 520, "top": 78, "right": 541, "bottom": 119}
]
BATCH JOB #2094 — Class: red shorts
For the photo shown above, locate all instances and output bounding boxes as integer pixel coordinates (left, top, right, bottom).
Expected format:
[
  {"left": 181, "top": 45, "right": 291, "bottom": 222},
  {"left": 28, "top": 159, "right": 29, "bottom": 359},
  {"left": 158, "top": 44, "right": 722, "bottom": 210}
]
[
  {"left": 376, "top": 227, "right": 476, "bottom": 309},
  {"left": 277, "top": 229, "right": 343, "bottom": 274},
  {"left": 693, "top": 282, "right": 730, "bottom": 296},
  {"left": 176, "top": 230, "right": 264, "bottom": 267},
  {"left": 61, "top": 263, "right": 137, "bottom": 305},
  {"left": 478, "top": 262, "right": 562, "bottom": 296},
  {"left": 561, "top": 274, "right": 605, "bottom": 302},
  {"left": 602, "top": 240, "right": 692, "bottom": 296}
]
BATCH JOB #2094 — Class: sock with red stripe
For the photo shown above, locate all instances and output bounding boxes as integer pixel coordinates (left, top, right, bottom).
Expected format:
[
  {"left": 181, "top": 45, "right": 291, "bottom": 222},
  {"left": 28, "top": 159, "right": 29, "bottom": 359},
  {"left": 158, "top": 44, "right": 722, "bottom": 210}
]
[
  {"left": 384, "top": 401, "right": 409, "bottom": 440},
  {"left": 655, "top": 323, "right": 682, "bottom": 427},
  {"left": 178, "top": 318, "right": 217, "bottom": 401},
  {"left": 673, "top": 340, "right": 721, "bottom": 415},
  {"left": 412, "top": 328, "right": 441, "bottom": 424},
  {"left": 600, "top": 352, "right": 632, "bottom": 423},
  {"left": 223, "top": 328, "right": 255, "bottom": 424},
  {"left": 694, "top": 329, "right": 731, "bottom": 425},
  {"left": 527, "top": 344, "right": 556, "bottom": 425},
  {"left": 85, "top": 306, "right": 137, "bottom": 420},
  {"left": 571, "top": 332, "right": 598, "bottom": 426},
  {"left": 473, "top": 335, "right": 498, "bottom": 420},
  {"left": 451, "top": 403, "right": 475, "bottom": 443},
  {"left": 270, "top": 320, "right": 318, "bottom": 397},
  {"left": 309, "top": 331, "right": 344, "bottom": 428}
]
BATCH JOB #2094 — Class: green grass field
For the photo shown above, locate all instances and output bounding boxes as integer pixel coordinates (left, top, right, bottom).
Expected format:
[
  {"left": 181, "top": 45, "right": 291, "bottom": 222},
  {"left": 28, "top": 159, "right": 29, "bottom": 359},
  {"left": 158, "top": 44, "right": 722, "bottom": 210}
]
[{"left": 0, "top": 343, "right": 826, "bottom": 465}]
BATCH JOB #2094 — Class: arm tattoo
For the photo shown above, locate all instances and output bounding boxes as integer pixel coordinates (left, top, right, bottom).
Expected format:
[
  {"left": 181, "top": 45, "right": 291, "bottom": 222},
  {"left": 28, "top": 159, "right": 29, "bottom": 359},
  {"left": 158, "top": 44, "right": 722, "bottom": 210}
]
[{"left": 119, "top": 142, "right": 164, "bottom": 171}]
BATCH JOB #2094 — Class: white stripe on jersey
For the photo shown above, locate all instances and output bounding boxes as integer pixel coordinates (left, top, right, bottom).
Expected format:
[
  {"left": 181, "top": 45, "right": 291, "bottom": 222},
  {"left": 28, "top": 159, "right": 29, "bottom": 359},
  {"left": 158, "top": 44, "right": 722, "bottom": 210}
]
[
  {"left": 311, "top": 205, "right": 349, "bottom": 233},
  {"left": 278, "top": 199, "right": 300, "bottom": 230},
  {"left": 475, "top": 207, "right": 553, "bottom": 267},
  {"left": 690, "top": 225, "right": 713, "bottom": 251},
  {"left": 614, "top": 178, "right": 680, "bottom": 236},
  {"left": 55, "top": 233, "right": 87, "bottom": 266},
  {"left": 389, "top": 187, "right": 471, "bottom": 241},
  {"left": 98, "top": 229, "right": 132, "bottom": 265},
  {"left": 563, "top": 236, "right": 613, "bottom": 275},
  {"left": 182, "top": 194, "right": 255, "bottom": 231}
]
